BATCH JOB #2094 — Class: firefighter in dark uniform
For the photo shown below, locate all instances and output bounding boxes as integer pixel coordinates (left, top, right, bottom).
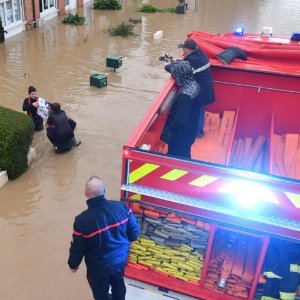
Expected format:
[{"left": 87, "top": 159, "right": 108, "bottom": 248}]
[
  {"left": 262, "top": 238, "right": 300, "bottom": 300},
  {"left": 68, "top": 176, "right": 140, "bottom": 300},
  {"left": 46, "top": 102, "right": 81, "bottom": 153}
]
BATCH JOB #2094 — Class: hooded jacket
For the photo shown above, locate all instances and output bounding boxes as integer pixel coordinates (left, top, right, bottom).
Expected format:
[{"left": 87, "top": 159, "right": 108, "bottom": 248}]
[
  {"left": 165, "top": 48, "right": 215, "bottom": 105},
  {"left": 160, "top": 61, "right": 201, "bottom": 148}
]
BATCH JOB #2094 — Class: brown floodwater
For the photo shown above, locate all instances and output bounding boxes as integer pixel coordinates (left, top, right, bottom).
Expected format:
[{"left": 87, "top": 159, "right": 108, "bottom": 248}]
[{"left": 0, "top": 0, "right": 299, "bottom": 299}]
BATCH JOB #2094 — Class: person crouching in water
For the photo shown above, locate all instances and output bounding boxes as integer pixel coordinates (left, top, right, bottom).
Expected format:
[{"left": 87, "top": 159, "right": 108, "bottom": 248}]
[
  {"left": 160, "top": 60, "right": 201, "bottom": 159},
  {"left": 46, "top": 103, "right": 81, "bottom": 153}
]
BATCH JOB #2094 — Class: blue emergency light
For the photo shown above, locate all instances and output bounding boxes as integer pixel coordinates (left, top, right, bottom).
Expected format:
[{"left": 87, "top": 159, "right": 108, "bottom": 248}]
[
  {"left": 220, "top": 180, "right": 279, "bottom": 211},
  {"left": 233, "top": 27, "right": 244, "bottom": 36},
  {"left": 291, "top": 32, "right": 300, "bottom": 41}
]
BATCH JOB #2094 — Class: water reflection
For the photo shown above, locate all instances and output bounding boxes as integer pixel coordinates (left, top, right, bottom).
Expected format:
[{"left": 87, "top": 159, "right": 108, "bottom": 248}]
[
  {"left": 0, "top": 179, "right": 38, "bottom": 222},
  {"left": 42, "top": 22, "right": 58, "bottom": 49}
]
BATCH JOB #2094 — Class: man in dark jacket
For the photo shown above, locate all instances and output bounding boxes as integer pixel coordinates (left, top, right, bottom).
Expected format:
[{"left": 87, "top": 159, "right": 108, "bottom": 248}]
[
  {"left": 68, "top": 176, "right": 140, "bottom": 300},
  {"left": 179, "top": 39, "right": 215, "bottom": 137},
  {"left": 46, "top": 102, "right": 81, "bottom": 153},
  {"left": 165, "top": 39, "right": 215, "bottom": 137},
  {"left": 160, "top": 60, "right": 201, "bottom": 159},
  {"left": 22, "top": 86, "right": 44, "bottom": 131}
]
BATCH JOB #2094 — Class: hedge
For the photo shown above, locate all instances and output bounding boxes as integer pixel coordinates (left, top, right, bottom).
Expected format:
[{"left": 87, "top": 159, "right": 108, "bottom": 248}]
[{"left": 0, "top": 106, "right": 34, "bottom": 179}]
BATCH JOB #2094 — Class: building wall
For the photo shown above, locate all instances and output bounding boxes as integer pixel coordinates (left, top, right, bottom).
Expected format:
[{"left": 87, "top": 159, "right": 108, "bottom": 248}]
[
  {"left": 23, "top": 0, "right": 68, "bottom": 30},
  {"left": 2, "top": 0, "right": 84, "bottom": 39},
  {"left": 57, "top": 0, "right": 66, "bottom": 15},
  {"left": 23, "top": 0, "right": 37, "bottom": 30}
]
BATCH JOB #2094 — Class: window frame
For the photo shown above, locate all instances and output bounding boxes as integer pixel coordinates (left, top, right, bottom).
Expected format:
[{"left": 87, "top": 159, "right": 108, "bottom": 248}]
[{"left": 0, "top": 0, "right": 23, "bottom": 27}]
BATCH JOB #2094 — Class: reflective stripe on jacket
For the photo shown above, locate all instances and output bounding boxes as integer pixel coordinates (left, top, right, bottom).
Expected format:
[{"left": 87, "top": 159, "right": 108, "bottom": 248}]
[{"left": 68, "top": 196, "right": 140, "bottom": 272}]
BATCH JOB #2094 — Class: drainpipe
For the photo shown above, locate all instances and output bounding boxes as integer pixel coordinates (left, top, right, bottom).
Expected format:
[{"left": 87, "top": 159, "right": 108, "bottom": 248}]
[{"left": 31, "top": 0, "right": 37, "bottom": 27}]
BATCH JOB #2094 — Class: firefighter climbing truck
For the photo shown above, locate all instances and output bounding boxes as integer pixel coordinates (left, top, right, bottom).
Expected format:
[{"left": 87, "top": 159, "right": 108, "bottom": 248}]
[{"left": 120, "top": 31, "right": 300, "bottom": 300}]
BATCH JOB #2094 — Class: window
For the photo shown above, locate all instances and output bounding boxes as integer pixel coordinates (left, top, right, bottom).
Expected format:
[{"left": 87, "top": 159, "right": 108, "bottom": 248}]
[
  {"left": 0, "top": 0, "right": 22, "bottom": 26},
  {"left": 13, "top": 0, "right": 21, "bottom": 21},
  {"left": 40, "top": 0, "right": 56, "bottom": 13}
]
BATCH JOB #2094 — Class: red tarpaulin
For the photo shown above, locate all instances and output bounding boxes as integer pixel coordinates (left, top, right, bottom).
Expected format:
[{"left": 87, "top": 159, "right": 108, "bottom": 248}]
[{"left": 188, "top": 31, "right": 300, "bottom": 76}]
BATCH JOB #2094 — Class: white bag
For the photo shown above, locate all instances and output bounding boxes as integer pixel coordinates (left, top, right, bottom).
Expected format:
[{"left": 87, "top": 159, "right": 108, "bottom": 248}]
[{"left": 37, "top": 97, "right": 50, "bottom": 119}]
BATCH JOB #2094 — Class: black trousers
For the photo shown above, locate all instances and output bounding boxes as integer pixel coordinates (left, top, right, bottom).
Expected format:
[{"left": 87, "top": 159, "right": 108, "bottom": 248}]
[
  {"left": 46, "top": 128, "right": 74, "bottom": 151},
  {"left": 87, "top": 269, "right": 126, "bottom": 300},
  {"left": 32, "top": 115, "right": 44, "bottom": 131},
  {"left": 168, "top": 142, "right": 192, "bottom": 159}
]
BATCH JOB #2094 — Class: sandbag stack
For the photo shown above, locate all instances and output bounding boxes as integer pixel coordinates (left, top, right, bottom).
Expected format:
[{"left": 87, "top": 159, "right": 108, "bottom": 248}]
[{"left": 129, "top": 203, "right": 211, "bottom": 283}]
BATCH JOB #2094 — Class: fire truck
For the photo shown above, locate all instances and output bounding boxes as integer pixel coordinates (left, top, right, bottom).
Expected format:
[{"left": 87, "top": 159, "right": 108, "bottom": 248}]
[{"left": 120, "top": 31, "right": 300, "bottom": 300}]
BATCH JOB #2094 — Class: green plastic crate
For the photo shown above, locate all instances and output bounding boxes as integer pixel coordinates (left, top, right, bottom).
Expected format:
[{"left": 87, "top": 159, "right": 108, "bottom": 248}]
[
  {"left": 106, "top": 55, "right": 123, "bottom": 70},
  {"left": 90, "top": 73, "right": 107, "bottom": 88}
]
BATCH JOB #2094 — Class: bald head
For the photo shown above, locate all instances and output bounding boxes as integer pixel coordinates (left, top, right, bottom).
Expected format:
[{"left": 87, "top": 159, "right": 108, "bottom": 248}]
[{"left": 85, "top": 176, "right": 105, "bottom": 199}]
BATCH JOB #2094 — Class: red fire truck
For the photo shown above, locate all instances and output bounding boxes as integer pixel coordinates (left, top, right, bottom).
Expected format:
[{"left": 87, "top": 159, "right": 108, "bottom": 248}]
[{"left": 121, "top": 31, "right": 300, "bottom": 300}]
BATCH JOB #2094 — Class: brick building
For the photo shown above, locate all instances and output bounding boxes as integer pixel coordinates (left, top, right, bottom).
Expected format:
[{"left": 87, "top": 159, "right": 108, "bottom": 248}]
[{"left": 0, "top": 0, "right": 86, "bottom": 39}]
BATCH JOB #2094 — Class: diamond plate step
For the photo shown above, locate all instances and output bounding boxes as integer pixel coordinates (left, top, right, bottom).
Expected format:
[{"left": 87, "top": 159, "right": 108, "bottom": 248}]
[{"left": 121, "top": 184, "right": 300, "bottom": 233}]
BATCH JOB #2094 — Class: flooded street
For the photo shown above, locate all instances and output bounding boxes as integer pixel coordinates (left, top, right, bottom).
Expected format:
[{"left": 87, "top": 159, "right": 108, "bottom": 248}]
[{"left": 0, "top": 0, "right": 299, "bottom": 299}]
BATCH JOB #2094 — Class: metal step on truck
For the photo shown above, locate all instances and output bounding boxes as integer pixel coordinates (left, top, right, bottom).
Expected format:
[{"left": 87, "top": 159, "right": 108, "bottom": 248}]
[{"left": 120, "top": 30, "right": 300, "bottom": 300}]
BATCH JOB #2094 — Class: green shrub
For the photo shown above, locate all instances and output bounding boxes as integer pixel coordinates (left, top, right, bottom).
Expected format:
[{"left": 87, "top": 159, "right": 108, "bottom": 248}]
[
  {"left": 137, "top": 5, "right": 175, "bottom": 13},
  {"left": 137, "top": 4, "right": 159, "bottom": 13},
  {"left": 0, "top": 106, "right": 34, "bottom": 179},
  {"left": 62, "top": 13, "right": 86, "bottom": 25},
  {"left": 107, "top": 22, "right": 135, "bottom": 37},
  {"left": 93, "top": 0, "right": 121, "bottom": 10}
]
